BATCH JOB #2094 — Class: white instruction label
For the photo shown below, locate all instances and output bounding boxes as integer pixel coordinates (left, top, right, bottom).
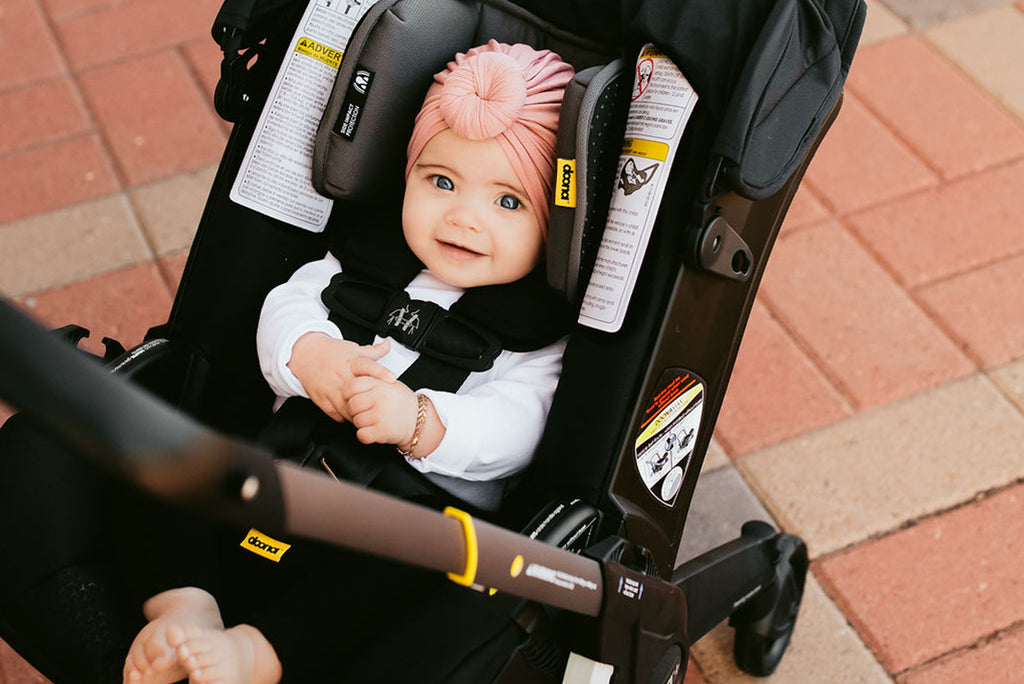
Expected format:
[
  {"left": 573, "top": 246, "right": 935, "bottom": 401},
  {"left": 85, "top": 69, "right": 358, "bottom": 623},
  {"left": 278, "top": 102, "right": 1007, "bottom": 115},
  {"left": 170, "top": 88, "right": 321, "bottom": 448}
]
[
  {"left": 578, "top": 45, "right": 698, "bottom": 332},
  {"left": 229, "top": 0, "right": 377, "bottom": 232}
]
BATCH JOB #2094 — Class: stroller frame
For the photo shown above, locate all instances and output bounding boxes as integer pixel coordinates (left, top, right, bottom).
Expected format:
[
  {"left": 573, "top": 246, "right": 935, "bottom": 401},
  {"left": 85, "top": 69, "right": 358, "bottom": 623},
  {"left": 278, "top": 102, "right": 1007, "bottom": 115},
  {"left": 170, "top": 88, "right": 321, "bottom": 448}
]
[{"left": 0, "top": 0, "right": 864, "bottom": 682}]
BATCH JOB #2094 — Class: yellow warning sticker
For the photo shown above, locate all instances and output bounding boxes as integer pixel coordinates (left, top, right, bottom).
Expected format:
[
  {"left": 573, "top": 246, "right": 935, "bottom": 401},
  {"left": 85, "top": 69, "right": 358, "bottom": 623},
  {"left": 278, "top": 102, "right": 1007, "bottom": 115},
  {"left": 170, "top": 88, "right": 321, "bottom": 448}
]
[
  {"left": 621, "top": 138, "right": 670, "bottom": 162},
  {"left": 294, "top": 37, "right": 343, "bottom": 69},
  {"left": 240, "top": 528, "right": 291, "bottom": 563},
  {"left": 640, "top": 45, "right": 667, "bottom": 60},
  {"left": 555, "top": 158, "right": 577, "bottom": 208}
]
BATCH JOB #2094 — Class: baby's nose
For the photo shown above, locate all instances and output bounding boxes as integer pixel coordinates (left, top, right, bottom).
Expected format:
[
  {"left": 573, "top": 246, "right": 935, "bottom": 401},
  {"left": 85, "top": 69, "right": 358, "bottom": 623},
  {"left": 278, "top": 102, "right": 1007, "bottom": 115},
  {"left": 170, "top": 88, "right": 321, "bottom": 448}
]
[{"left": 446, "top": 204, "right": 481, "bottom": 232}]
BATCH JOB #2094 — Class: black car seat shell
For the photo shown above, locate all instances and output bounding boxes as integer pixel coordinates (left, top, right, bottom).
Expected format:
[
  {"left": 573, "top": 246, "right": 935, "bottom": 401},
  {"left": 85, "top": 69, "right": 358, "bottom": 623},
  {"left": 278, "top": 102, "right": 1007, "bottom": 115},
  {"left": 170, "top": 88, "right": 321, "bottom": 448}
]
[{"left": 0, "top": 0, "right": 866, "bottom": 681}]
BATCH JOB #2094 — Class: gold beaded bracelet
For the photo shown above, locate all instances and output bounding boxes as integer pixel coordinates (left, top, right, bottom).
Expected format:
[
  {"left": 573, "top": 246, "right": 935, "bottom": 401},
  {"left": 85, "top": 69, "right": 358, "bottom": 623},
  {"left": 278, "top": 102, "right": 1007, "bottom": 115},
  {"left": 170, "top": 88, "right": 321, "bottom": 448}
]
[{"left": 397, "top": 393, "right": 429, "bottom": 458}]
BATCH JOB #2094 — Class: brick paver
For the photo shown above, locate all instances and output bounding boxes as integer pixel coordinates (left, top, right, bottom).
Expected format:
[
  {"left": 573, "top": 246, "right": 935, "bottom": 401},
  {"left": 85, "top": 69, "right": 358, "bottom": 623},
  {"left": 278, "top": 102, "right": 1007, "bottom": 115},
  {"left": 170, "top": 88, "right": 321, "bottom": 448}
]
[
  {"left": 760, "top": 220, "right": 973, "bottom": 409},
  {"left": 882, "top": 0, "right": 1006, "bottom": 29},
  {"left": 847, "top": 158, "right": 1024, "bottom": 287},
  {"left": 860, "top": 0, "right": 909, "bottom": 44},
  {"left": 896, "top": 625, "right": 1024, "bottom": 684},
  {"left": 691, "top": 578, "right": 892, "bottom": 684},
  {"left": 739, "top": 373, "right": 1024, "bottom": 558},
  {"left": 847, "top": 35, "right": 1024, "bottom": 178},
  {"left": 130, "top": 164, "right": 214, "bottom": 256},
  {"left": 1, "top": 0, "right": 1023, "bottom": 682},
  {"left": 77, "top": 51, "right": 226, "bottom": 186},
  {"left": 926, "top": 6, "right": 1024, "bottom": 120},
  {"left": 715, "top": 302, "right": 851, "bottom": 455},
  {"left": 0, "top": 135, "right": 120, "bottom": 225},
  {"left": 0, "top": 0, "right": 65, "bottom": 92},
  {"left": 0, "top": 195, "right": 149, "bottom": 298},
  {"left": 803, "top": 91, "right": 938, "bottom": 215},
  {"left": 917, "top": 252, "right": 1024, "bottom": 369},
  {"left": 51, "top": 0, "right": 224, "bottom": 70},
  {"left": 990, "top": 358, "right": 1024, "bottom": 411},
  {"left": 0, "top": 79, "right": 91, "bottom": 158},
  {"left": 816, "top": 483, "right": 1024, "bottom": 673},
  {"left": 18, "top": 261, "right": 173, "bottom": 357}
]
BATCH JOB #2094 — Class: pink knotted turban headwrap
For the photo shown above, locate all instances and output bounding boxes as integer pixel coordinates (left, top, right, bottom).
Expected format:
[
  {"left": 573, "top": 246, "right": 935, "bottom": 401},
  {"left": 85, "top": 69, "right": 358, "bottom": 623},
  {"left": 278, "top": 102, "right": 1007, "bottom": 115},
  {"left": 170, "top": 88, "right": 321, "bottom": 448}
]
[{"left": 405, "top": 40, "right": 575, "bottom": 235}]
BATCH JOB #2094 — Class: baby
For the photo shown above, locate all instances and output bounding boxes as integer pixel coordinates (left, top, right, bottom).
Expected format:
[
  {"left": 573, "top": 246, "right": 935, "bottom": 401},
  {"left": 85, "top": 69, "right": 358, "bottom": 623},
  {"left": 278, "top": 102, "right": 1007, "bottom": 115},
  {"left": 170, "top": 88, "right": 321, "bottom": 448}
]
[{"left": 123, "top": 40, "right": 574, "bottom": 684}]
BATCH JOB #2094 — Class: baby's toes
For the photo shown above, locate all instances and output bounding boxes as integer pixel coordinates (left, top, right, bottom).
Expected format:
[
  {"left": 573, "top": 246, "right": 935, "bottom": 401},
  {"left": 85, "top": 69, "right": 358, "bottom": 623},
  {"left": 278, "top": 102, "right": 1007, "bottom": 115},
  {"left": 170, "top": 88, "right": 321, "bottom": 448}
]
[
  {"left": 124, "top": 645, "right": 151, "bottom": 682},
  {"left": 178, "top": 646, "right": 224, "bottom": 683},
  {"left": 170, "top": 625, "right": 215, "bottom": 667},
  {"left": 165, "top": 623, "right": 188, "bottom": 650},
  {"left": 167, "top": 623, "right": 213, "bottom": 652},
  {"left": 123, "top": 659, "right": 142, "bottom": 683},
  {"left": 143, "top": 638, "right": 174, "bottom": 670}
]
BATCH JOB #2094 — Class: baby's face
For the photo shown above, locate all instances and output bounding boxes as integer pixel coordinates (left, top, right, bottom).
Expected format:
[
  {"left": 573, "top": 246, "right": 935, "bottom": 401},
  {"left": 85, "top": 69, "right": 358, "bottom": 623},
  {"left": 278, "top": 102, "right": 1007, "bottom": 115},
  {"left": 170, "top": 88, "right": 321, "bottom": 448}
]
[{"left": 402, "top": 130, "right": 544, "bottom": 289}]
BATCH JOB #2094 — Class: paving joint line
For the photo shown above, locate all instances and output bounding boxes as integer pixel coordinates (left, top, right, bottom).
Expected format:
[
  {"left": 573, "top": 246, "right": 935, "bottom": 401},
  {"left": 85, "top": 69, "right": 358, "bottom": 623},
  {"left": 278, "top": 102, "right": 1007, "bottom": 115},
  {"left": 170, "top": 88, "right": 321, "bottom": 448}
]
[
  {"left": 806, "top": 563, "right": 899, "bottom": 681},
  {"left": 755, "top": 282, "right": 865, "bottom": 415},
  {"left": 891, "top": 617, "right": 1024, "bottom": 678},
  {"left": 842, "top": 77, "right": 951, "bottom": 184},
  {"left": 905, "top": 243, "right": 1024, "bottom": 294},
  {"left": 0, "top": 130, "right": 103, "bottom": 171},
  {"left": 833, "top": 150, "right": 1024, "bottom": 290},
  {"left": 175, "top": 41, "right": 226, "bottom": 130},
  {"left": 809, "top": 468, "right": 1024, "bottom": 563},
  {"left": 985, "top": 362, "right": 1024, "bottom": 420}
]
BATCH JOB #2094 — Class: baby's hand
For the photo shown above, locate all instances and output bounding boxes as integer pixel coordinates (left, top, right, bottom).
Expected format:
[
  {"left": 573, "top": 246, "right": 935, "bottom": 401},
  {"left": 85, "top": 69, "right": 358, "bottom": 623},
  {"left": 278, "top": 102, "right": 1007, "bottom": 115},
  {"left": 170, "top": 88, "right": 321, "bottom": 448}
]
[
  {"left": 288, "top": 333, "right": 395, "bottom": 422},
  {"left": 346, "top": 376, "right": 418, "bottom": 448}
]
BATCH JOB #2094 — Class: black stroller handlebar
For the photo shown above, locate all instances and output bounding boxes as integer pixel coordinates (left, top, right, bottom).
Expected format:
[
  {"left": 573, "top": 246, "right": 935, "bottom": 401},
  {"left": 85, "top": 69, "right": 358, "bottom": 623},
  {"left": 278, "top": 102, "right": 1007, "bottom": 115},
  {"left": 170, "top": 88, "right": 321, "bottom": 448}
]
[
  {"left": 0, "top": 297, "right": 612, "bottom": 619},
  {"left": 0, "top": 298, "right": 284, "bottom": 528},
  {"left": 277, "top": 462, "right": 606, "bottom": 616}
]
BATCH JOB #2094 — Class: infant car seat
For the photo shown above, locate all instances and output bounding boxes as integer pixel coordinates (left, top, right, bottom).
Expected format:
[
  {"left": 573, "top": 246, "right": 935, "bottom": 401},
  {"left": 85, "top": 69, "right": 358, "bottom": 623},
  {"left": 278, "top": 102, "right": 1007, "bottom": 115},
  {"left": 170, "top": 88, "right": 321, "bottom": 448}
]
[{"left": 0, "top": 0, "right": 865, "bottom": 682}]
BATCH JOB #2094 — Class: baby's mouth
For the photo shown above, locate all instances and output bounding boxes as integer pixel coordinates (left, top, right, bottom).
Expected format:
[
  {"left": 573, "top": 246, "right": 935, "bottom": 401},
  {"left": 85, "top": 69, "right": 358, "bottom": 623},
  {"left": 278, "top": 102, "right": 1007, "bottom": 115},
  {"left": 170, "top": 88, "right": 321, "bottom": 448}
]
[{"left": 438, "top": 240, "right": 486, "bottom": 259}]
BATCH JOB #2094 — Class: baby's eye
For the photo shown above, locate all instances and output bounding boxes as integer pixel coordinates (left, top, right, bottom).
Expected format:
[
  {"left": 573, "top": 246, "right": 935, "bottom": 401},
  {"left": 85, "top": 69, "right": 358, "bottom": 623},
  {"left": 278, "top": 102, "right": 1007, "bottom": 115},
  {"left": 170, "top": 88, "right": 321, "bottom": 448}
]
[
  {"left": 498, "top": 194, "right": 521, "bottom": 210},
  {"left": 431, "top": 175, "right": 454, "bottom": 191}
]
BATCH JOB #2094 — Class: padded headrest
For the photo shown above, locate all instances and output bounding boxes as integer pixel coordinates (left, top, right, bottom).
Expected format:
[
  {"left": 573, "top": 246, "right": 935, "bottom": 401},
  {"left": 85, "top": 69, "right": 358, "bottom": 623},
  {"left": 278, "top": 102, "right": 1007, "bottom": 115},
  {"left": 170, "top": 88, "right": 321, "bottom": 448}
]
[{"left": 311, "top": 0, "right": 626, "bottom": 302}]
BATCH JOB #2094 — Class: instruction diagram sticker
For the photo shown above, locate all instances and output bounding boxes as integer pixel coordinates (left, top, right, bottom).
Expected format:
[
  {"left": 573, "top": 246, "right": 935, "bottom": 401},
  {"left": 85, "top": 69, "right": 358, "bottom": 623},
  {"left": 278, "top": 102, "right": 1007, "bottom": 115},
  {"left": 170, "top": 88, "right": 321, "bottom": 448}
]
[
  {"left": 634, "top": 369, "right": 705, "bottom": 507},
  {"left": 579, "top": 44, "right": 698, "bottom": 333},
  {"left": 230, "top": 0, "right": 377, "bottom": 232}
]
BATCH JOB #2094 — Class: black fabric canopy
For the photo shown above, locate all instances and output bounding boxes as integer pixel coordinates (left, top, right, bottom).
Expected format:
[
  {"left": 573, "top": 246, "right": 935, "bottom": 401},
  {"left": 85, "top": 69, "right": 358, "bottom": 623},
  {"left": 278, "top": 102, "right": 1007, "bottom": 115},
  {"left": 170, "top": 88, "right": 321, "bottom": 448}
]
[{"left": 213, "top": 0, "right": 865, "bottom": 199}]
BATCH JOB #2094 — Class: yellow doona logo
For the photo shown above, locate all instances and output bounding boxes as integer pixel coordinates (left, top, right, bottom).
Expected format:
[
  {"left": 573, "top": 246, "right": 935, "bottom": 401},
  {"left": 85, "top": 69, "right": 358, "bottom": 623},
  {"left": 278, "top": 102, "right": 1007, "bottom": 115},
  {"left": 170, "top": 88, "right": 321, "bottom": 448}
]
[
  {"left": 555, "top": 159, "right": 577, "bottom": 208},
  {"left": 240, "top": 528, "right": 291, "bottom": 562}
]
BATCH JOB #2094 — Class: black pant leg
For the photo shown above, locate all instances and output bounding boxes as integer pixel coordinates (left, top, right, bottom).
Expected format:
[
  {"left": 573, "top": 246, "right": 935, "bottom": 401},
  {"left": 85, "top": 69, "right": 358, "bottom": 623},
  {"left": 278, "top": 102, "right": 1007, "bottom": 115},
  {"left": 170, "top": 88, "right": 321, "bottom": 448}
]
[{"left": 0, "top": 414, "right": 234, "bottom": 683}]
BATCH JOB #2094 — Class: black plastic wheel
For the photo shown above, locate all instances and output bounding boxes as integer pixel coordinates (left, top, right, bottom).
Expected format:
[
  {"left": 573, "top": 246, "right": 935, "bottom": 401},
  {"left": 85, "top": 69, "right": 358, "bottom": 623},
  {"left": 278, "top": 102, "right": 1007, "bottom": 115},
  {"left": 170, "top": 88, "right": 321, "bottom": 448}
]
[
  {"left": 730, "top": 534, "right": 808, "bottom": 677},
  {"left": 648, "top": 645, "right": 684, "bottom": 684}
]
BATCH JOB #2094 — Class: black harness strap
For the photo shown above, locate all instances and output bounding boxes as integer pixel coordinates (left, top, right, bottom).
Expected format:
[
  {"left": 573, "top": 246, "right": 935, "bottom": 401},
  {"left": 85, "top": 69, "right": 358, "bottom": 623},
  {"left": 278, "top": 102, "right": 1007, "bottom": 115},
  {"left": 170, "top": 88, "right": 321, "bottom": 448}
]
[{"left": 321, "top": 273, "right": 503, "bottom": 393}]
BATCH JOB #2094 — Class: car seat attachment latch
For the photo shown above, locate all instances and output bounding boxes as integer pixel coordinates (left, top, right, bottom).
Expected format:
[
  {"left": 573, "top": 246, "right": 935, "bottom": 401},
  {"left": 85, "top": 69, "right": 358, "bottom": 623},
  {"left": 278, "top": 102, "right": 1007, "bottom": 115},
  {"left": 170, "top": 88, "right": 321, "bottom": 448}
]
[
  {"left": 214, "top": 26, "right": 261, "bottom": 121},
  {"left": 696, "top": 215, "right": 753, "bottom": 283}
]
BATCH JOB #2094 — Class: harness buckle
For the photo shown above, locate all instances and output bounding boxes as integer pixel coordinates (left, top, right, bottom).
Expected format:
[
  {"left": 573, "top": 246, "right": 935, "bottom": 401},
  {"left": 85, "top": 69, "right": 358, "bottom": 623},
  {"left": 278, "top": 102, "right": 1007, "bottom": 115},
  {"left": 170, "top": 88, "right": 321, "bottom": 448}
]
[{"left": 322, "top": 275, "right": 503, "bottom": 373}]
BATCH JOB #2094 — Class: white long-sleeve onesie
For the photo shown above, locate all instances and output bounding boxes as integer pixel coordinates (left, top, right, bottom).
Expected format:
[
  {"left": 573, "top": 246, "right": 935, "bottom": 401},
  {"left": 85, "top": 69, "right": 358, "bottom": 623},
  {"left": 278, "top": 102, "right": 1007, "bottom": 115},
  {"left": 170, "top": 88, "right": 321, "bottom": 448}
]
[{"left": 257, "top": 252, "right": 566, "bottom": 489}]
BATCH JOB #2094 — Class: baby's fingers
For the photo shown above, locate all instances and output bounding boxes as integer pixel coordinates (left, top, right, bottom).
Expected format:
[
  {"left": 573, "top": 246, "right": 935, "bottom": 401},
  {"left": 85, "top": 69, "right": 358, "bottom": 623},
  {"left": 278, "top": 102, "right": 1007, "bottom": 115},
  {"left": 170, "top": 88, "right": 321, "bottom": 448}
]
[
  {"left": 345, "top": 382, "right": 377, "bottom": 415},
  {"left": 360, "top": 339, "right": 391, "bottom": 360},
  {"left": 309, "top": 390, "right": 348, "bottom": 423},
  {"left": 349, "top": 355, "right": 395, "bottom": 383},
  {"left": 354, "top": 424, "right": 386, "bottom": 445},
  {"left": 350, "top": 401, "right": 385, "bottom": 445}
]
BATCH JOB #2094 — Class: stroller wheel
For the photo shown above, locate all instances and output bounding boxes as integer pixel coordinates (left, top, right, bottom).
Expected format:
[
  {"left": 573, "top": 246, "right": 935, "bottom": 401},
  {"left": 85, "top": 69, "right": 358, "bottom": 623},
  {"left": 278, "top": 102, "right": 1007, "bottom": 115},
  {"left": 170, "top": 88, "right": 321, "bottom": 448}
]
[{"left": 729, "top": 534, "right": 808, "bottom": 677}]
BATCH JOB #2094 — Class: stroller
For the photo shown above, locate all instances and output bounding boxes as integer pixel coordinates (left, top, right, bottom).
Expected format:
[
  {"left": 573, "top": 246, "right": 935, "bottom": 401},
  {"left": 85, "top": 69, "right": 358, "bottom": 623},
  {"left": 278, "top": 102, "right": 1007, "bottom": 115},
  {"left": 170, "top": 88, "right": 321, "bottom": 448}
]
[{"left": 0, "top": 0, "right": 864, "bottom": 681}]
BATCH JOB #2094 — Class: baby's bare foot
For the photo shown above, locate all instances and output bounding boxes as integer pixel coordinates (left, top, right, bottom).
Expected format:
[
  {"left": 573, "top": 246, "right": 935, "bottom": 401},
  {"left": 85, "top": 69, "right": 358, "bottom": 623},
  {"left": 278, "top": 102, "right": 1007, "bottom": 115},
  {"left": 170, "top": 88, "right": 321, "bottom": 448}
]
[
  {"left": 123, "top": 588, "right": 223, "bottom": 684},
  {"left": 168, "top": 623, "right": 282, "bottom": 684}
]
